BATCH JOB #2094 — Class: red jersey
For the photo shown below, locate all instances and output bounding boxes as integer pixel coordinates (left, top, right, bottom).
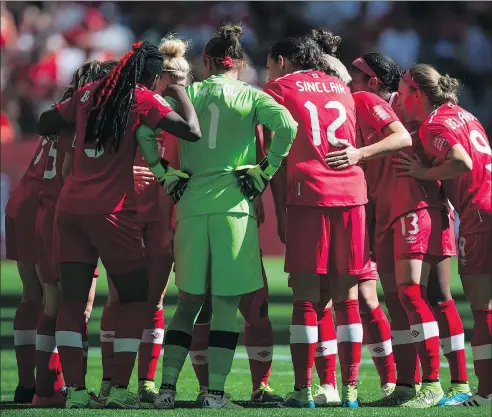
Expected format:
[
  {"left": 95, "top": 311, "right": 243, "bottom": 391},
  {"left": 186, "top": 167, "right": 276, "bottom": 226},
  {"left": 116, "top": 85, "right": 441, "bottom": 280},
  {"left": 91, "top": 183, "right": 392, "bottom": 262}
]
[
  {"left": 419, "top": 102, "right": 492, "bottom": 234},
  {"left": 135, "top": 132, "right": 180, "bottom": 222},
  {"left": 55, "top": 82, "right": 173, "bottom": 215},
  {"left": 355, "top": 91, "right": 442, "bottom": 233},
  {"left": 5, "top": 137, "right": 52, "bottom": 218},
  {"left": 264, "top": 70, "right": 366, "bottom": 207},
  {"left": 39, "top": 128, "right": 74, "bottom": 209}
]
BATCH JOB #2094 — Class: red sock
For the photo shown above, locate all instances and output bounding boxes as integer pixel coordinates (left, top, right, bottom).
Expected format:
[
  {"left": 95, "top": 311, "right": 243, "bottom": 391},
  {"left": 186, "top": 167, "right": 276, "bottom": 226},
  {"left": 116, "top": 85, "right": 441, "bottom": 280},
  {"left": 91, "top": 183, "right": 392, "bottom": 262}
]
[
  {"left": 138, "top": 307, "right": 165, "bottom": 381},
  {"left": 35, "top": 314, "right": 64, "bottom": 397},
  {"left": 14, "top": 301, "right": 42, "bottom": 388},
  {"left": 432, "top": 300, "right": 468, "bottom": 382},
  {"left": 111, "top": 301, "right": 147, "bottom": 387},
  {"left": 290, "top": 300, "right": 317, "bottom": 388},
  {"left": 314, "top": 307, "right": 337, "bottom": 388},
  {"left": 384, "top": 293, "right": 421, "bottom": 385},
  {"left": 398, "top": 284, "right": 440, "bottom": 381},
  {"left": 361, "top": 304, "right": 396, "bottom": 386},
  {"left": 55, "top": 301, "right": 87, "bottom": 387},
  {"left": 335, "top": 300, "right": 362, "bottom": 386},
  {"left": 100, "top": 302, "right": 121, "bottom": 381},
  {"left": 189, "top": 322, "right": 210, "bottom": 388},
  {"left": 82, "top": 321, "right": 89, "bottom": 376},
  {"left": 471, "top": 309, "right": 492, "bottom": 397}
]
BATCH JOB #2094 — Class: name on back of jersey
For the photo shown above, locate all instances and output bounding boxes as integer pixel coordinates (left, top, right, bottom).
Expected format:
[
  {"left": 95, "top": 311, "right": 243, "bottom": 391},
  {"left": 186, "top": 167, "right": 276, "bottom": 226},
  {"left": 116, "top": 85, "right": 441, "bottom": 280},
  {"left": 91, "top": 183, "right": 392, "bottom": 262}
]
[
  {"left": 196, "top": 84, "right": 239, "bottom": 98},
  {"left": 443, "top": 108, "right": 477, "bottom": 131},
  {"left": 295, "top": 80, "right": 347, "bottom": 95}
]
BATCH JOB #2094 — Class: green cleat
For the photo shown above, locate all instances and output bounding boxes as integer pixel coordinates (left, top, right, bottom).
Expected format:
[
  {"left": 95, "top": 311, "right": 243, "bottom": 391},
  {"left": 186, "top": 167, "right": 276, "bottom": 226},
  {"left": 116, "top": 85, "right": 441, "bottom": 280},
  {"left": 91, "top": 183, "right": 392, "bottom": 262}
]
[
  {"left": 341, "top": 384, "right": 359, "bottom": 408},
  {"left": 401, "top": 381, "right": 445, "bottom": 408},
  {"left": 65, "top": 387, "right": 105, "bottom": 409},
  {"left": 251, "top": 383, "right": 284, "bottom": 403},
  {"left": 280, "top": 387, "right": 315, "bottom": 408},
  {"left": 98, "top": 380, "right": 112, "bottom": 402},
  {"left": 365, "top": 384, "right": 419, "bottom": 407},
  {"left": 440, "top": 382, "right": 472, "bottom": 406},
  {"left": 138, "top": 380, "right": 159, "bottom": 403},
  {"left": 202, "top": 393, "right": 243, "bottom": 408},
  {"left": 106, "top": 387, "right": 140, "bottom": 409}
]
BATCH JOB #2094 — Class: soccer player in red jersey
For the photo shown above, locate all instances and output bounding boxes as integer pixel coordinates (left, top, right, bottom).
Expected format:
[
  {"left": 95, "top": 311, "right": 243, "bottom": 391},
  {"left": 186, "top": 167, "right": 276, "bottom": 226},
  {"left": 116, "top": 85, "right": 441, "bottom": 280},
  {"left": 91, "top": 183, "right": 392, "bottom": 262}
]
[
  {"left": 31, "top": 60, "right": 117, "bottom": 408},
  {"left": 395, "top": 63, "right": 492, "bottom": 407},
  {"left": 36, "top": 41, "right": 201, "bottom": 409},
  {"left": 349, "top": 53, "right": 471, "bottom": 405},
  {"left": 265, "top": 36, "right": 372, "bottom": 408}
]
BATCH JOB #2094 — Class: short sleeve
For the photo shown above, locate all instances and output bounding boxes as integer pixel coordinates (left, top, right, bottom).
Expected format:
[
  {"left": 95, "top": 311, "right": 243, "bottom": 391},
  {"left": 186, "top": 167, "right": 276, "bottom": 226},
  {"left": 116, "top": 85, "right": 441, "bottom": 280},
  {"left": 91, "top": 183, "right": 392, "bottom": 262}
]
[
  {"left": 263, "top": 80, "right": 284, "bottom": 105},
  {"left": 139, "top": 91, "right": 174, "bottom": 129},
  {"left": 354, "top": 92, "right": 399, "bottom": 133},
  {"left": 419, "top": 123, "right": 458, "bottom": 161}
]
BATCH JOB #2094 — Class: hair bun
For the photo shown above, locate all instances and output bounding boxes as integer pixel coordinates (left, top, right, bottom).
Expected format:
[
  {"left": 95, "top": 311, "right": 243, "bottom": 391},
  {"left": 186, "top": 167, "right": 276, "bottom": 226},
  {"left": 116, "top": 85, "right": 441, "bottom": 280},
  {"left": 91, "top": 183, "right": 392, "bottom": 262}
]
[
  {"left": 217, "top": 23, "right": 243, "bottom": 42},
  {"left": 310, "top": 28, "right": 341, "bottom": 56},
  {"left": 438, "top": 74, "right": 460, "bottom": 93},
  {"left": 159, "top": 35, "right": 189, "bottom": 59}
]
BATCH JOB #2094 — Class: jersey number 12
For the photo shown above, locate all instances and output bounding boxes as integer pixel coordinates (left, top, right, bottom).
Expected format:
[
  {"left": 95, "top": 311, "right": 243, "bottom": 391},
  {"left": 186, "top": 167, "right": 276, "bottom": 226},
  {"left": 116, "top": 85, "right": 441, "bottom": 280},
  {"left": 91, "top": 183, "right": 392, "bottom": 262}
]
[{"left": 304, "top": 100, "right": 348, "bottom": 147}]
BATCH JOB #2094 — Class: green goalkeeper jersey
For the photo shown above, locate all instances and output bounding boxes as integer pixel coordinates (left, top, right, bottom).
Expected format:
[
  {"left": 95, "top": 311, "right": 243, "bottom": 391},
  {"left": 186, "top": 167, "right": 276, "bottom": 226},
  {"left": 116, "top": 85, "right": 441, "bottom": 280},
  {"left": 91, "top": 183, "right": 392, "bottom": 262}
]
[{"left": 165, "top": 74, "right": 297, "bottom": 222}]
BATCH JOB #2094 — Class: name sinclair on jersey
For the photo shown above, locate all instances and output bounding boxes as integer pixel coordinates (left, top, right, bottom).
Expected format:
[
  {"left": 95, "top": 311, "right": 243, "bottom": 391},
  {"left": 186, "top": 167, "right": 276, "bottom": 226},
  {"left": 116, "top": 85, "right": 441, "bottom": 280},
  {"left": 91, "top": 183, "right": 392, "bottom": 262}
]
[{"left": 295, "top": 80, "right": 347, "bottom": 95}]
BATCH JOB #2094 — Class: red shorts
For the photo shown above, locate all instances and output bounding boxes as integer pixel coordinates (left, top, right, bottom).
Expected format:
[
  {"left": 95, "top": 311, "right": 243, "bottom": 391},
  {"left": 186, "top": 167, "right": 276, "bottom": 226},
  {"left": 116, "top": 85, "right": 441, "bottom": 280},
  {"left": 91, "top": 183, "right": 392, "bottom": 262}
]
[
  {"left": 36, "top": 205, "right": 58, "bottom": 283},
  {"left": 5, "top": 211, "right": 38, "bottom": 263},
  {"left": 358, "top": 261, "right": 378, "bottom": 281},
  {"left": 457, "top": 231, "right": 492, "bottom": 276},
  {"left": 55, "top": 210, "right": 146, "bottom": 276},
  {"left": 285, "top": 205, "right": 371, "bottom": 276},
  {"left": 375, "top": 208, "right": 448, "bottom": 274}
]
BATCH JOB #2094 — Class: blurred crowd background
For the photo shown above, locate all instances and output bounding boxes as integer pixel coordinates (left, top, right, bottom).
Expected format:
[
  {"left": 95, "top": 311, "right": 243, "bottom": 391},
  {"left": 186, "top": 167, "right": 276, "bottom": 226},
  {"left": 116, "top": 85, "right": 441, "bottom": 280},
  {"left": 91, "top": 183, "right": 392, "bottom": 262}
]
[{"left": 1, "top": 1, "right": 492, "bottom": 143}]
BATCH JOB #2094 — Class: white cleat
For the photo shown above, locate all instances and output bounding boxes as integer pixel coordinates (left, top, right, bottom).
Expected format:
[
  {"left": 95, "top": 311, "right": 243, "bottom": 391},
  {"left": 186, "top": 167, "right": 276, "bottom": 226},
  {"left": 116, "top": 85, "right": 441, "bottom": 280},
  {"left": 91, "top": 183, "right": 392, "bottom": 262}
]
[
  {"left": 456, "top": 394, "right": 492, "bottom": 407},
  {"left": 201, "top": 393, "right": 243, "bottom": 409},
  {"left": 313, "top": 384, "right": 341, "bottom": 405},
  {"left": 154, "top": 389, "right": 176, "bottom": 409},
  {"left": 381, "top": 383, "right": 397, "bottom": 398}
]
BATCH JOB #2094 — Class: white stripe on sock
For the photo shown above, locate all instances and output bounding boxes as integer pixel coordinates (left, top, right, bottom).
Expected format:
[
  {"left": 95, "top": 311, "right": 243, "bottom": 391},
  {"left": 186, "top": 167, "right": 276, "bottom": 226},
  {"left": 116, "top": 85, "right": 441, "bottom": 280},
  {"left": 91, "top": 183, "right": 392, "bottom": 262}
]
[
  {"left": 290, "top": 325, "right": 318, "bottom": 344},
  {"left": 141, "top": 328, "right": 164, "bottom": 344},
  {"left": 337, "top": 324, "right": 363, "bottom": 343},
  {"left": 410, "top": 321, "right": 439, "bottom": 343},
  {"left": 55, "top": 331, "right": 83, "bottom": 348},
  {"left": 315, "top": 340, "right": 337, "bottom": 357},
  {"left": 246, "top": 346, "right": 273, "bottom": 362},
  {"left": 113, "top": 338, "right": 140, "bottom": 353},
  {"left": 366, "top": 339, "right": 393, "bottom": 357},
  {"left": 391, "top": 329, "right": 413, "bottom": 346},
  {"left": 14, "top": 329, "right": 36, "bottom": 346},
  {"left": 189, "top": 349, "right": 208, "bottom": 365},
  {"left": 472, "top": 344, "right": 492, "bottom": 361},
  {"left": 100, "top": 330, "right": 115, "bottom": 343},
  {"left": 441, "top": 333, "right": 465, "bottom": 355},
  {"left": 36, "top": 334, "right": 58, "bottom": 353}
]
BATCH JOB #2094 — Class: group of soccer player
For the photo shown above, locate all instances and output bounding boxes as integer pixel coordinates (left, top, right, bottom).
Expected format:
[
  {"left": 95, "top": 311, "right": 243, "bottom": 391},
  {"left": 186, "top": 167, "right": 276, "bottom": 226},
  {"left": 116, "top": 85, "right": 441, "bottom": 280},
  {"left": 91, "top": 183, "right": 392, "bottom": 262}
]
[{"left": 5, "top": 22, "right": 491, "bottom": 410}]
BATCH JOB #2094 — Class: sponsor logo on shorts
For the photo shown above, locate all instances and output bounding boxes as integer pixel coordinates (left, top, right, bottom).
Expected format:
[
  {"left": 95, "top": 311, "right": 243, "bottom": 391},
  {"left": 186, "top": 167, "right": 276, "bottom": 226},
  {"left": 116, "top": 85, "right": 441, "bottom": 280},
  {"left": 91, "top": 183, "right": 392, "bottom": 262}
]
[{"left": 406, "top": 236, "right": 417, "bottom": 243}]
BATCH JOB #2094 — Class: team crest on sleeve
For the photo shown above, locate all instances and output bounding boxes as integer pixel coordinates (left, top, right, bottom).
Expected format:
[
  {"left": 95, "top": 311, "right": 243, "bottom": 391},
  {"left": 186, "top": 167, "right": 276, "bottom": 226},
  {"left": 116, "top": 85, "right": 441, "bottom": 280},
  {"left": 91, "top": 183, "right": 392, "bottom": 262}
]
[
  {"left": 431, "top": 136, "right": 449, "bottom": 151},
  {"left": 80, "top": 90, "right": 91, "bottom": 103},
  {"left": 372, "top": 105, "right": 390, "bottom": 122}
]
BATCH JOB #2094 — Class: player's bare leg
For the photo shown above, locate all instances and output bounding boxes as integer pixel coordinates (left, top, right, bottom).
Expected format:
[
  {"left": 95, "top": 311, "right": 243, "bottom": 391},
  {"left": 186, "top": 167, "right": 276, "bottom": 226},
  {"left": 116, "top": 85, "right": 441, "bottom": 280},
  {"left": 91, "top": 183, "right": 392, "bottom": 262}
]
[
  {"left": 359, "top": 277, "right": 396, "bottom": 397},
  {"left": 14, "top": 261, "right": 43, "bottom": 403},
  {"left": 82, "top": 278, "right": 97, "bottom": 377},
  {"left": 332, "top": 274, "right": 362, "bottom": 408},
  {"left": 427, "top": 260, "right": 471, "bottom": 404},
  {"left": 156, "top": 291, "right": 204, "bottom": 409},
  {"left": 456, "top": 274, "right": 492, "bottom": 407},
  {"left": 395, "top": 259, "right": 445, "bottom": 408}
]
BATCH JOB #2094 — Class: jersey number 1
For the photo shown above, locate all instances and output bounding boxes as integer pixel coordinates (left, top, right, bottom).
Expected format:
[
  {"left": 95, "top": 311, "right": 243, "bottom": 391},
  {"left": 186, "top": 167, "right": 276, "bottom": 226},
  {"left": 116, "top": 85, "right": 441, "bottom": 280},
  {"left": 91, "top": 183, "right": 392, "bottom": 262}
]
[
  {"left": 207, "top": 103, "right": 219, "bottom": 150},
  {"left": 304, "top": 100, "right": 347, "bottom": 147}
]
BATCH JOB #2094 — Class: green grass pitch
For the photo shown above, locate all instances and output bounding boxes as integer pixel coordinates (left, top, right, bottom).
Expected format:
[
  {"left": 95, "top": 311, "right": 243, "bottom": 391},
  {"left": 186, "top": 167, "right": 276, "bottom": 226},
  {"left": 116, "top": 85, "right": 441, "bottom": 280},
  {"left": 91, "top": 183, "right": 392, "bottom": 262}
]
[{"left": 0, "top": 258, "right": 487, "bottom": 416}]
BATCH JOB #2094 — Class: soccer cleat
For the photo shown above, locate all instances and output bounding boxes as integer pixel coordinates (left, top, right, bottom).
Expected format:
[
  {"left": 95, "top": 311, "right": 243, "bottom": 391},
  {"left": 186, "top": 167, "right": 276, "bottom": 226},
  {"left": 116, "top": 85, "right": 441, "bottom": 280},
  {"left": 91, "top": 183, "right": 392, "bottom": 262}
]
[
  {"left": 280, "top": 387, "right": 315, "bottom": 408},
  {"left": 195, "top": 386, "right": 208, "bottom": 404},
  {"left": 401, "top": 381, "right": 445, "bottom": 408},
  {"left": 438, "top": 383, "right": 472, "bottom": 406},
  {"left": 138, "top": 380, "right": 159, "bottom": 403},
  {"left": 105, "top": 387, "right": 140, "bottom": 409},
  {"left": 341, "top": 384, "right": 359, "bottom": 408},
  {"left": 65, "top": 387, "right": 105, "bottom": 409},
  {"left": 251, "top": 382, "right": 284, "bottom": 403},
  {"left": 456, "top": 394, "right": 492, "bottom": 407},
  {"left": 154, "top": 388, "right": 176, "bottom": 409},
  {"left": 202, "top": 393, "right": 243, "bottom": 409},
  {"left": 14, "top": 386, "right": 35, "bottom": 403},
  {"left": 31, "top": 391, "right": 66, "bottom": 408},
  {"left": 313, "top": 384, "right": 341, "bottom": 405},
  {"left": 381, "top": 382, "right": 397, "bottom": 398},
  {"left": 365, "top": 384, "right": 419, "bottom": 406},
  {"left": 98, "top": 380, "right": 112, "bottom": 402}
]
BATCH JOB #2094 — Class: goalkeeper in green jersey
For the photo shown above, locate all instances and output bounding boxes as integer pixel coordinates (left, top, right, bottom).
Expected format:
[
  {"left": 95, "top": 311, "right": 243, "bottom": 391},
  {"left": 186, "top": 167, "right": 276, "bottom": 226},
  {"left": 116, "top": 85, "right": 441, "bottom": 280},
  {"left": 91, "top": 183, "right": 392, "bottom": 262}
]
[{"left": 138, "top": 24, "right": 297, "bottom": 409}]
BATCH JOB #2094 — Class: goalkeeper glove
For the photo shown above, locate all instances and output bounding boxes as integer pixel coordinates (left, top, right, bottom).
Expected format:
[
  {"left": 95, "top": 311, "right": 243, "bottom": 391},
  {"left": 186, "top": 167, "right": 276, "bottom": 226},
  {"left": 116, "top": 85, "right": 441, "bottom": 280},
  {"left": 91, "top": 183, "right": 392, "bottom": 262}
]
[
  {"left": 234, "top": 157, "right": 277, "bottom": 201},
  {"left": 156, "top": 158, "right": 190, "bottom": 204}
]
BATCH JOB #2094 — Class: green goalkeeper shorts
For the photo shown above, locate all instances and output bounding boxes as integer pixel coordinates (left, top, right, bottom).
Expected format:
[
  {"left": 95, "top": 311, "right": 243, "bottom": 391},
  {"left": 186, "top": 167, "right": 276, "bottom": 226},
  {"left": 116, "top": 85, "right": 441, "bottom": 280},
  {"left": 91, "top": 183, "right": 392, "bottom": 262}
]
[{"left": 174, "top": 213, "right": 263, "bottom": 296}]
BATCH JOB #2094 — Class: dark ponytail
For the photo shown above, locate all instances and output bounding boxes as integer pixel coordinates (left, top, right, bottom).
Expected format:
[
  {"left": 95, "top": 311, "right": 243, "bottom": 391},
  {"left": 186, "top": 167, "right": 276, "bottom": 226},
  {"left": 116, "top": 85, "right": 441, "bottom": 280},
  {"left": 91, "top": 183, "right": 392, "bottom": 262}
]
[
  {"left": 204, "top": 23, "right": 244, "bottom": 70},
  {"left": 309, "top": 28, "right": 341, "bottom": 58},
  {"left": 270, "top": 36, "right": 325, "bottom": 71}
]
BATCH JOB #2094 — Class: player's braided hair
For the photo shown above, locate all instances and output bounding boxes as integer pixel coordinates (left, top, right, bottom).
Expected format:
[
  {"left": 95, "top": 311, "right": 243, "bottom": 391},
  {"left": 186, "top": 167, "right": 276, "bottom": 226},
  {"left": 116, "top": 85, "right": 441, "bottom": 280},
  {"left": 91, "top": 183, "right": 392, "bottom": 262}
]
[
  {"left": 270, "top": 36, "right": 325, "bottom": 71},
  {"left": 358, "top": 53, "right": 403, "bottom": 93},
  {"left": 204, "top": 23, "right": 244, "bottom": 71},
  {"left": 309, "top": 28, "right": 341, "bottom": 58},
  {"left": 59, "top": 60, "right": 118, "bottom": 104},
  {"left": 85, "top": 41, "right": 164, "bottom": 153}
]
